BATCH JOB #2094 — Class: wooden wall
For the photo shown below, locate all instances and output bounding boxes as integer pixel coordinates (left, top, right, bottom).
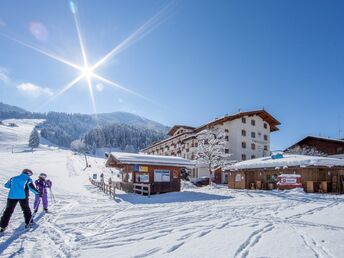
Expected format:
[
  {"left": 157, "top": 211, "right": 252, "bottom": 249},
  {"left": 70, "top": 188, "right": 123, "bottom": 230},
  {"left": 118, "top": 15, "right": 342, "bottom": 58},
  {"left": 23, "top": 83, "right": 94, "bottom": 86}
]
[
  {"left": 108, "top": 162, "right": 181, "bottom": 194},
  {"left": 295, "top": 138, "right": 344, "bottom": 155},
  {"left": 228, "top": 167, "right": 344, "bottom": 194}
]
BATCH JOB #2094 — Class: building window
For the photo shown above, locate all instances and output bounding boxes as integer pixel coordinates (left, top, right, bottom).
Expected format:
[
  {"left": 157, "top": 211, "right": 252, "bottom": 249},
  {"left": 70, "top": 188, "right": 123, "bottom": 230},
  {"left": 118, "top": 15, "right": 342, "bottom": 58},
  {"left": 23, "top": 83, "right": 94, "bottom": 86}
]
[
  {"left": 154, "top": 170, "right": 170, "bottom": 182},
  {"left": 251, "top": 120, "right": 255, "bottom": 126},
  {"left": 136, "top": 173, "right": 149, "bottom": 183},
  {"left": 242, "top": 117, "right": 246, "bottom": 124},
  {"left": 264, "top": 135, "right": 268, "bottom": 141},
  {"left": 242, "top": 154, "right": 246, "bottom": 160},
  {"left": 251, "top": 143, "right": 256, "bottom": 150},
  {"left": 251, "top": 132, "right": 256, "bottom": 138},
  {"left": 225, "top": 129, "right": 229, "bottom": 133},
  {"left": 264, "top": 123, "right": 268, "bottom": 129},
  {"left": 264, "top": 145, "right": 268, "bottom": 151},
  {"left": 242, "top": 130, "right": 246, "bottom": 136},
  {"left": 242, "top": 142, "right": 246, "bottom": 148},
  {"left": 225, "top": 148, "right": 229, "bottom": 154},
  {"left": 225, "top": 136, "right": 229, "bottom": 141},
  {"left": 251, "top": 155, "right": 255, "bottom": 159}
]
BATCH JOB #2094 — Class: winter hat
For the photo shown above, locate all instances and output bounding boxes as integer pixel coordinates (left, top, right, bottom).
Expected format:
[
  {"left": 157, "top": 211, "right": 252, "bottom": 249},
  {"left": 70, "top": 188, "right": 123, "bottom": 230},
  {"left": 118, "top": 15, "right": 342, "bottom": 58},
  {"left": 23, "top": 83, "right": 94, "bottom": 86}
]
[
  {"left": 39, "top": 173, "right": 47, "bottom": 178},
  {"left": 22, "top": 169, "right": 33, "bottom": 176}
]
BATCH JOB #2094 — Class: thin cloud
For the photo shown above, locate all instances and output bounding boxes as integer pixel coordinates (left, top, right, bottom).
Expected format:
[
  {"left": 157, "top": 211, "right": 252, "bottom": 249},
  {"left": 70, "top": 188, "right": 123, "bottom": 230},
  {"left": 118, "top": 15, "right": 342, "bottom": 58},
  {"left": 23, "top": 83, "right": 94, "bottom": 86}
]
[
  {"left": 17, "top": 82, "right": 53, "bottom": 97},
  {"left": 0, "top": 67, "right": 10, "bottom": 83}
]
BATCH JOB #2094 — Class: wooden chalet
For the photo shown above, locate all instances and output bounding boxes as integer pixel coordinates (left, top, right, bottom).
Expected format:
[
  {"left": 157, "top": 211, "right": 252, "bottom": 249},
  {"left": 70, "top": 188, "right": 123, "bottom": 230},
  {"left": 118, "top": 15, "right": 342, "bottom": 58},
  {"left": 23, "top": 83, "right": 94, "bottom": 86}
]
[
  {"left": 228, "top": 154, "right": 344, "bottom": 194},
  {"left": 286, "top": 136, "right": 344, "bottom": 157},
  {"left": 105, "top": 152, "right": 194, "bottom": 194}
]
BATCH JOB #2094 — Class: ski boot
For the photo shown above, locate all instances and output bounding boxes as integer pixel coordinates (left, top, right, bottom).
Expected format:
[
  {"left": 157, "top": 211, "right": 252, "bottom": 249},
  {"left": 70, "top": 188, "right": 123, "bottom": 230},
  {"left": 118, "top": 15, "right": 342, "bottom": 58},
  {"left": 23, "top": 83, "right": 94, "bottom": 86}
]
[{"left": 44, "top": 208, "right": 48, "bottom": 213}]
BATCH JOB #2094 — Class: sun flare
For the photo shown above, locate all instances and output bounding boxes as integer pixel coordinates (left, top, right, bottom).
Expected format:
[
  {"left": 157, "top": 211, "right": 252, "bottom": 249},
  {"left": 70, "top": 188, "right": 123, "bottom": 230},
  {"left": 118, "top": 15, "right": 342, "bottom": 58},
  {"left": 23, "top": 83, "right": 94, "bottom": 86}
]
[{"left": 0, "top": 0, "right": 171, "bottom": 115}]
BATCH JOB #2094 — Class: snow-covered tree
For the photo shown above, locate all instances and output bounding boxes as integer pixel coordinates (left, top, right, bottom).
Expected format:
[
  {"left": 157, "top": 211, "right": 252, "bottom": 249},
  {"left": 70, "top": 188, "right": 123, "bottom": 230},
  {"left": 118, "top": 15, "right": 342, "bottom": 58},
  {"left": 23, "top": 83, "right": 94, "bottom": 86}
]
[
  {"left": 285, "top": 146, "right": 327, "bottom": 156},
  {"left": 195, "top": 128, "right": 233, "bottom": 183},
  {"left": 28, "top": 128, "right": 40, "bottom": 149},
  {"left": 70, "top": 139, "right": 89, "bottom": 153}
]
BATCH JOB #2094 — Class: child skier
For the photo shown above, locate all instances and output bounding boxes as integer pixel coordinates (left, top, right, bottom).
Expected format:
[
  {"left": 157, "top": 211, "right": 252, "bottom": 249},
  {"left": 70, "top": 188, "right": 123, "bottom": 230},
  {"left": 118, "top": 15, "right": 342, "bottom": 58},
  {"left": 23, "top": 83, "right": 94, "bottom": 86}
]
[
  {"left": 0, "top": 169, "right": 40, "bottom": 232},
  {"left": 33, "top": 173, "right": 52, "bottom": 213}
]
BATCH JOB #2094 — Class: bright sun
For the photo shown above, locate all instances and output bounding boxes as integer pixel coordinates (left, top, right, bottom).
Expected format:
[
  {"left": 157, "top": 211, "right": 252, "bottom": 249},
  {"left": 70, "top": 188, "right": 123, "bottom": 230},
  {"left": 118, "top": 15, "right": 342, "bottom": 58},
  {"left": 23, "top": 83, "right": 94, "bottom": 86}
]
[{"left": 82, "top": 66, "right": 93, "bottom": 80}]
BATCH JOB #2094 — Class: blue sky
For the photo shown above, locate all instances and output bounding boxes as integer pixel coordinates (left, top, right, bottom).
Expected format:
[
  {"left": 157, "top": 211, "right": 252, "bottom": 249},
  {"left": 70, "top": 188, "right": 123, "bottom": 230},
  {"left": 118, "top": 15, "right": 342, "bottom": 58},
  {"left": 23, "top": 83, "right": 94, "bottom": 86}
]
[{"left": 0, "top": 0, "right": 343, "bottom": 150}]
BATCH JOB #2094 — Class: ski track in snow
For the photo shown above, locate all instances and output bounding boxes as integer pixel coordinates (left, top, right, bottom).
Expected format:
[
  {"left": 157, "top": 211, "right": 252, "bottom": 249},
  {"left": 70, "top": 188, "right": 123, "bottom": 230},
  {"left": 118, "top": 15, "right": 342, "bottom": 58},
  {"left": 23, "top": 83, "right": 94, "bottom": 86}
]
[{"left": 1, "top": 119, "right": 344, "bottom": 257}]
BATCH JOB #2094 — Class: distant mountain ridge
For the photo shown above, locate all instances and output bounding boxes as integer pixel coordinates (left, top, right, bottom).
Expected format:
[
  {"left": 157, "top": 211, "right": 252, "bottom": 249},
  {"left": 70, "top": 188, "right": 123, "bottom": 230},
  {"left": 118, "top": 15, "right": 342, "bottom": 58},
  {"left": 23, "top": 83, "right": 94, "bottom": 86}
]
[
  {"left": 0, "top": 102, "right": 28, "bottom": 113},
  {"left": 0, "top": 102, "right": 169, "bottom": 151},
  {"left": 0, "top": 102, "right": 169, "bottom": 133},
  {"left": 98, "top": 112, "right": 169, "bottom": 133}
]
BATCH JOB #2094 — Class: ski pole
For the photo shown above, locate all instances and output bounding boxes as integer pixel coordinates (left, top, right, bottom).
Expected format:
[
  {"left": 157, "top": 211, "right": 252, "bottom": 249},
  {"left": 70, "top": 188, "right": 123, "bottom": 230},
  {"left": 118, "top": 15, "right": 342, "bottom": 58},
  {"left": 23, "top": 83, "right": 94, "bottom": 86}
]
[
  {"left": 49, "top": 188, "right": 56, "bottom": 203},
  {"left": 27, "top": 209, "right": 38, "bottom": 227}
]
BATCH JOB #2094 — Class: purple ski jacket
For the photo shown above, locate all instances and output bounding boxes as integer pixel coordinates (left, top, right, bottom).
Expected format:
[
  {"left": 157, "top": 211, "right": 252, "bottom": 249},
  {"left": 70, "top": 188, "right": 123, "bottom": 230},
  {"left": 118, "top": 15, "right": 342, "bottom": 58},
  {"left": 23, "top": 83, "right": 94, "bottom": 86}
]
[{"left": 35, "top": 179, "right": 52, "bottom": 194}]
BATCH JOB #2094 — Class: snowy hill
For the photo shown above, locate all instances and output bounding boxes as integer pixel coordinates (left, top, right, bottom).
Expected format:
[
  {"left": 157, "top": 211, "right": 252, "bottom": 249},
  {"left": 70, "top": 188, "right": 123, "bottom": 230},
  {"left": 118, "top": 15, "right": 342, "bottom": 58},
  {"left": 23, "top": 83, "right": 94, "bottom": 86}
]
[
  {"left": 1, "top": 119, "right": 344, "bottom": 257},
  {"left": 0, "top": 102, "right": 28, "bottom": 113},
  {"left": 0, "top": 119, "right": 45, "bottom": 152},
  {"left": 0, "top": 102, "right": 168, "bottom": 150}
]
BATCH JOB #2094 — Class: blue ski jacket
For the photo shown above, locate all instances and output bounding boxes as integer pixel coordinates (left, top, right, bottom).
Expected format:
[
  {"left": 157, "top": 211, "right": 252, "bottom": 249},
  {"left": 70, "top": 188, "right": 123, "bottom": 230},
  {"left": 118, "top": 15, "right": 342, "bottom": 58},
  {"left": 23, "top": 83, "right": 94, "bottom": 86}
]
[{"left": 4, "top": 173, "right": 40, "bottom": 199}]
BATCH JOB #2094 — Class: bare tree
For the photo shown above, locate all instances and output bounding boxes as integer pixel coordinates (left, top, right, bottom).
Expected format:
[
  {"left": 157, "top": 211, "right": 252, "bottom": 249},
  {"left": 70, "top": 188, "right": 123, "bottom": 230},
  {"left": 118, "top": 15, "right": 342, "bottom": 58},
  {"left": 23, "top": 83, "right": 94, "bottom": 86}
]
[{"left": 195, "top": 128, "right": 233, "bottom": 184}]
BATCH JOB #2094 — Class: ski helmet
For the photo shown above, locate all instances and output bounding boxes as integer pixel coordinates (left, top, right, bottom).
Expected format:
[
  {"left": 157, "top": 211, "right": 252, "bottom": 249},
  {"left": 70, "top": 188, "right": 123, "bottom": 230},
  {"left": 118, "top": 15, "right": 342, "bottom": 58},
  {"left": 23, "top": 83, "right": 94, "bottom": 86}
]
[
  {"left": 22, "top": 169, "right": 33, "bottom": 176},
  {"left": 39, "top": 173, "right": 47, "bottom": 178}
]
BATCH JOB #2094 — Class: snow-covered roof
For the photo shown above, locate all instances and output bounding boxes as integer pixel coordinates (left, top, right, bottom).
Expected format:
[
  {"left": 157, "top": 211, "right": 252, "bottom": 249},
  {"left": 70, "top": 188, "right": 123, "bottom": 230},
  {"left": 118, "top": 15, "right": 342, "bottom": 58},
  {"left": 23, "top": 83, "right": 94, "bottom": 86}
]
[
  {"left": 108, "top": 152, "right": 195, "bottom": 168},
  {"left": 229, "top": 154, "right": 344, "bottom": 170}
]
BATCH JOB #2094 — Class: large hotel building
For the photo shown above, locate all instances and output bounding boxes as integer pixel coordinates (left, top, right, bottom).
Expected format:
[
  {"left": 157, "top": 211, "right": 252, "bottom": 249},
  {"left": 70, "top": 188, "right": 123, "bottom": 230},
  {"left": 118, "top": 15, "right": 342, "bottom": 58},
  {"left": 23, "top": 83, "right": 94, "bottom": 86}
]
[{"left": 142, "top": 110, "right": 280, "bottom": 183}]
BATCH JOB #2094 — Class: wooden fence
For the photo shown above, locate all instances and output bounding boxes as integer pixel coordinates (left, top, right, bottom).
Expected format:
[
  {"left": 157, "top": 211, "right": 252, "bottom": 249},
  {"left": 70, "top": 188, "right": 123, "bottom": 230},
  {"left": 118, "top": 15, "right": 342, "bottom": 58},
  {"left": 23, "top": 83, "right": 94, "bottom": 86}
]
[
  {"left": 133, "top": 183, "right": 151, "bottom": 197},
  {"left": 89, "top": 178, "right": 116, "bottom": 199}
]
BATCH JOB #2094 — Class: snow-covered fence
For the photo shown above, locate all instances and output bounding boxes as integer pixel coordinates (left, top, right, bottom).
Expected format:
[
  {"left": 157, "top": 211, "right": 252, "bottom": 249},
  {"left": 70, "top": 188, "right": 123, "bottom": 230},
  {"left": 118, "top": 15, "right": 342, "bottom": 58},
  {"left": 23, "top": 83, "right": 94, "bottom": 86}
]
[
  {"left": 89, "top": 178, "right": 116, "bottom": 199},
  {"left": 133, "top": 183, "right": 151, "bottom": 197}
]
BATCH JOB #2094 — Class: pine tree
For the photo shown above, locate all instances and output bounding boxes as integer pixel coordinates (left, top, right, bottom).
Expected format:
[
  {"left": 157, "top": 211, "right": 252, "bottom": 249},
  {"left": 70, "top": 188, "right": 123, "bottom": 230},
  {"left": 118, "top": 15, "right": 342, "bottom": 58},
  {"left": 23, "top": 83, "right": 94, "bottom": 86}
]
[{"left": 29, "top": 128, "right": 40, "bottom": 149}]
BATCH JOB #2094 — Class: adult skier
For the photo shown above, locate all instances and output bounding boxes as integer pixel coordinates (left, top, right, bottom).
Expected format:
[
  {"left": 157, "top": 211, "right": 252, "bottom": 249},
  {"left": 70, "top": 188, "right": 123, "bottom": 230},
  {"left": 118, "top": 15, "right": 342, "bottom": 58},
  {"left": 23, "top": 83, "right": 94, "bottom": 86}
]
[
  {"left": 33, "top": 173, "right": 52, "bottom": 213},
  {"left": 0, "top": 169, "right": 40, "bottom": 232}
]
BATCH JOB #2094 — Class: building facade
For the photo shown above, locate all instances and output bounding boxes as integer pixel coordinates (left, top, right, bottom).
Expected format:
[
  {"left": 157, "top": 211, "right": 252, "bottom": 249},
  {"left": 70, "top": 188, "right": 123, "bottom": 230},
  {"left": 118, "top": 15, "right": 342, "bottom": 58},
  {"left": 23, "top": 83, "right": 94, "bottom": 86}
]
[{"left": 142, "top": 110, "right": 280, "bottom": 183}]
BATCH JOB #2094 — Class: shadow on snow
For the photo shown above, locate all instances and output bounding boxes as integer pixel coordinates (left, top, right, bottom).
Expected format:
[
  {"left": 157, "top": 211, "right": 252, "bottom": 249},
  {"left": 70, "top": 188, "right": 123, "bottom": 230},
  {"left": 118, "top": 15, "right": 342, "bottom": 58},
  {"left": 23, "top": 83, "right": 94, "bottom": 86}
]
[
  {"left": 0, "top": 212, "right": 44, "bottom": 255},
  {"left": 115, "top": 191, "right": 232, "bottom": 205}
]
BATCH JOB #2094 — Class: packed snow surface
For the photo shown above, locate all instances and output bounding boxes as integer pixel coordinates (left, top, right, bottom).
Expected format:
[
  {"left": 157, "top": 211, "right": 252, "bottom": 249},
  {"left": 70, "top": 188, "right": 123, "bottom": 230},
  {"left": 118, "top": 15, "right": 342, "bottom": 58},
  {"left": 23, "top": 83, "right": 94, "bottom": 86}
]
[
  {"left": 230, "top": 154, "right": 344, "bottom": 170},
  {"left": 1, "top": 120, "right": 344, "bottom": 257}
]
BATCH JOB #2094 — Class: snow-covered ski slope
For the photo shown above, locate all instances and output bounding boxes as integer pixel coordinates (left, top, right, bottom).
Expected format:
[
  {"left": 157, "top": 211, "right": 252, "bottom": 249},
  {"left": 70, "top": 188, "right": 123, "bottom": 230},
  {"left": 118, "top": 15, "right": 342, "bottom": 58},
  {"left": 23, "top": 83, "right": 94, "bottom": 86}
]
[{"left": 1, "top": 119, "right": 344, "bottom": 258}]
